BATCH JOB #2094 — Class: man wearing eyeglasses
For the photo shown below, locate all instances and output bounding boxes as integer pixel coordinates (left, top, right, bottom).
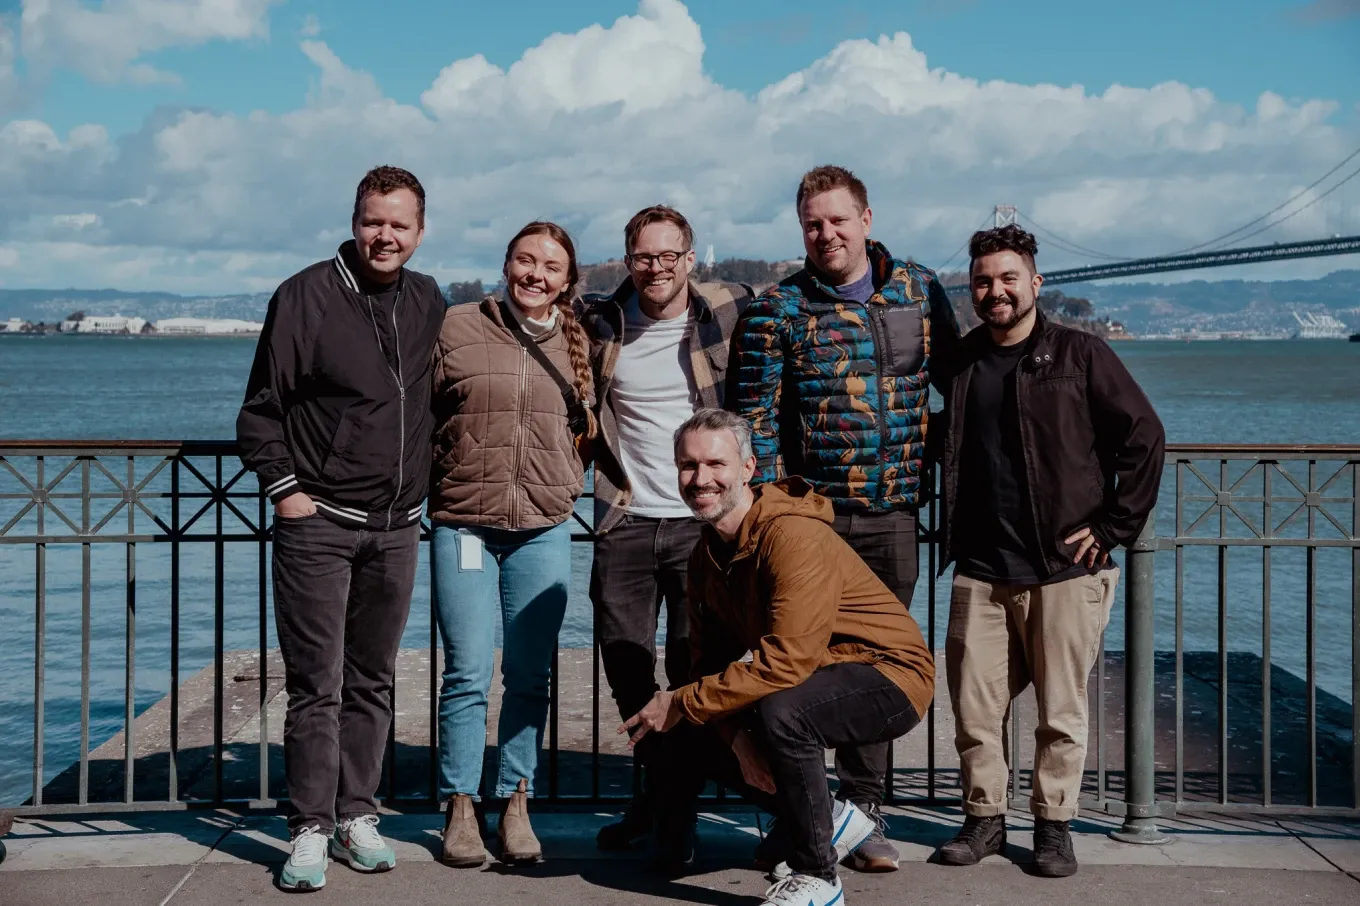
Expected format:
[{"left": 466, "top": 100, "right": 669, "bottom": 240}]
[{"left": 581, "top": 205, "right": 753, "bottom": 854}]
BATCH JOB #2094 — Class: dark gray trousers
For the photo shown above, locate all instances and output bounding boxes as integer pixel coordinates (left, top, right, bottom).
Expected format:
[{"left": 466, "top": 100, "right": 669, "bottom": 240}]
[
  {"left": 656, "top": 664, "right": 920, "bottom": 880},
  {"left": 590, "top": 514, "right": 703, "bottom": 769},
  {"left": 272, "top": 514, "right": 419, "bottom": 833},
  {"left": 830, "top": 509, "right": 919, "bottom": 806}
]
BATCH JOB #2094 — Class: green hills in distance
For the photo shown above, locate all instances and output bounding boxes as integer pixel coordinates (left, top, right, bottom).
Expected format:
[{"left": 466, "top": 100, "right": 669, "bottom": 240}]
[{"left": 2, "top": 268, "right": 1357, "bottom": 339}]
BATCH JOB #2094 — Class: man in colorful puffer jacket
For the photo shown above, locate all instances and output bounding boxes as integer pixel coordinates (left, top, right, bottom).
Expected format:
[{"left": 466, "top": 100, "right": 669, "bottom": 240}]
[{"left": 728, "top": 164, "right": 961, "bottom": 872}]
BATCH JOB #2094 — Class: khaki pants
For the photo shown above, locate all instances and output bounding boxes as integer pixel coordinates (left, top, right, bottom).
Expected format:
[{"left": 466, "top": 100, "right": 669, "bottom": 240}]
[{"left": 946, "top": 569, "right": 1119, "bottom": 821}]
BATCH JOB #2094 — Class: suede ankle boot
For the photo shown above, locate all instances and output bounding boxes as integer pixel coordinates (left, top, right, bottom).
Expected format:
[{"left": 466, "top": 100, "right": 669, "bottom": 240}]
[
  {"left": 441, "top": 794, "right": 486, "bottom": 868},
  {"left": 498, "top": 779, "right": 543, "bottom": 864}
]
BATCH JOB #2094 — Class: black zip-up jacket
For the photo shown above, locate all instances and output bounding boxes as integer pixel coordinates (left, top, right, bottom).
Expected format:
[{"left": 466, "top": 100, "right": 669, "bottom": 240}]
[
  {"left": 938, "top": 313, "right": 1165, "bottom": 578},
  {"left": 236, "top": 241, "right": 445, "bottom": 531}
]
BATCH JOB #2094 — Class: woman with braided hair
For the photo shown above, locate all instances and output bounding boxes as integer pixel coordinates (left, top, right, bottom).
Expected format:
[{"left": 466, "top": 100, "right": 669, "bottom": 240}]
[{"left": 428, "top": 221, "right": 596, "bottom": 869}]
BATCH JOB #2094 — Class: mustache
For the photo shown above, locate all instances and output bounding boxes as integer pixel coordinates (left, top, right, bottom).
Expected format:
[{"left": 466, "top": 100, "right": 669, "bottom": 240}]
[{"left": 684, "top": 484, "right": 723, "bottom": 496}]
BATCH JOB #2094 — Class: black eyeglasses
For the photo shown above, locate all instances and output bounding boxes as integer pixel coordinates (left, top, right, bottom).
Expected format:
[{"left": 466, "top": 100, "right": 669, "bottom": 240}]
[{"left": 625, "top": 249, "right": 690, "bottom": 272}]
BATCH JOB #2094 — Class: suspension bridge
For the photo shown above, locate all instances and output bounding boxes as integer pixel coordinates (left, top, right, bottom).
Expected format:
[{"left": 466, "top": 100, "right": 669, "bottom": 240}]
[{"left": 941, "top": 142, "right": 1360, "bottom": 293}]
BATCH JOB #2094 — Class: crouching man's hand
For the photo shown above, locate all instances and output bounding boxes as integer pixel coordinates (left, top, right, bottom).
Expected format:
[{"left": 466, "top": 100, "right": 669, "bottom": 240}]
[{"left": 620, "top": 690, "right": 682, "bottom": 748}]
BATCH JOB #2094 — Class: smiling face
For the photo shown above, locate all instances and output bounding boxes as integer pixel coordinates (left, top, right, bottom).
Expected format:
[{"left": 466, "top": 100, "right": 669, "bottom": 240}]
[
  {"left": 675, "top": 426, "right": 755, "bottom": 530},
  {"left": 504, "top": 231, "right": 572, "bottom": 318},
  {"left": 351, "top": 188, "right": 424, "bottom": 284},
  {"left": 799, "top": 187, "right": 872, "bottom": 285},
  {"left": 628, "top": 221, "right": 695, "bottom": 319},
  {"left": 970, "top": 249, "right": 1043, "bottom": 335}
]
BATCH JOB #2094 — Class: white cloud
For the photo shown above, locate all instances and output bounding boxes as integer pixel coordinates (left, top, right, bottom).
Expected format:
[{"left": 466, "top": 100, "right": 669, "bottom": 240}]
[
  {"left": 422, "top": 0, "right": 712, "bottom": 118},
  {"left": 0, "top": 0, "right": 1357, "bottom": 293},
  {"left": 19, "top": 0, "right": 281, "bottom": 84},
  {"left": 299, "top": 14, "right": 320, "bottom": 39}
]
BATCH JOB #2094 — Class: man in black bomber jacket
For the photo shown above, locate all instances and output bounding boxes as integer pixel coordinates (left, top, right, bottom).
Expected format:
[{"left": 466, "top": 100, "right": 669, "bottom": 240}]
[
  {"left": 933, "top": 225, "right": 1164, "bottom": 880},
  {"left": 236, "top": 166, "right": 444, "bottom": 892}
]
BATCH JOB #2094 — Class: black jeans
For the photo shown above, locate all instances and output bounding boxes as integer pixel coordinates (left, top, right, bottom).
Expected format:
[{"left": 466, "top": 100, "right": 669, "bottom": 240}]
[
  {"left": 656, "top": 664, "right": 920, "bottom": 880},
  {"left": 590, "top": 514, "right": 703, "bottom": 767},
  {"left": 830, "top": 508, "right": 919, "bottom": 807},
  {"left": 272, "top": 514, "right": 419, "bottom": 833}
]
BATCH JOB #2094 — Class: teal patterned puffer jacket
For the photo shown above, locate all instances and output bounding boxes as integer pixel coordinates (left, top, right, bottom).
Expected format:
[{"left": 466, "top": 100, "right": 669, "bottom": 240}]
[{"left": 728, "top": 240, "right": 961, "bottom": 511}]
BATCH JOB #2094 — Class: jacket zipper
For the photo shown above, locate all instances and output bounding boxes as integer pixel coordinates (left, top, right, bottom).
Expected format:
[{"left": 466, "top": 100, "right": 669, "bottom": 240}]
[
  {"left": 511, "top": 343, "right": 530, "bottom": 528},
  {"left": 366, "top": 290, "right": 406, "bottom": 531},
  {"left": 863, "top": 304, "right": 890, "bottom": 507}
]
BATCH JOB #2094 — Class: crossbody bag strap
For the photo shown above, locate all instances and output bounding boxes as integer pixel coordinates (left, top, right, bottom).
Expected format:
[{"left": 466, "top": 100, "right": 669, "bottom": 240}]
[{"left": 501, "top": 301, "right": 590, "bottom": 435}]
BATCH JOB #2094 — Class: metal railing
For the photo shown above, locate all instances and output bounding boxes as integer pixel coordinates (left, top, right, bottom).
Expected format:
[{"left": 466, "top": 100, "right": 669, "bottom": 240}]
[{"left": 0, "top": 441, "right": 1356, "bottom": 834}]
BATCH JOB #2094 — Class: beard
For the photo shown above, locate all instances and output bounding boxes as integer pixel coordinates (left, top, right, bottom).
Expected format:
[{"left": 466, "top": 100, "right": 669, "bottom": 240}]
[
  {"left": 637, "top": 272, "right": 687, "bottom": 311},
  {"left": 975, "top": 292, "right": 1035, "bottom": 330},
  {"left": 683, "top": 482, "right": 743, "bottom": 524}
]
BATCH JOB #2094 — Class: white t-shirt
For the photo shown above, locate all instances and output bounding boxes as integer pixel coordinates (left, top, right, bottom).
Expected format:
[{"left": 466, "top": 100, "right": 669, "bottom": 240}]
[{"left": 612, "top": 293, "right": 698, "bottom": 518}]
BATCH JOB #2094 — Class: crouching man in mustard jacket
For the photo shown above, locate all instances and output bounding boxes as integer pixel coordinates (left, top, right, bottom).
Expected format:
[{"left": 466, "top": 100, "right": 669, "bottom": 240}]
[{"left": 622, "top": 408, "right": 935, "bottom": 906}]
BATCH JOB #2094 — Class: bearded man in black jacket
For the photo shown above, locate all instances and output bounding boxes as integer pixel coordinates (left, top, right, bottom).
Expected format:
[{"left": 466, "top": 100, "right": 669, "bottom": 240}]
[
  {"left": 934, "top": 225, "right": 1164, "bottom": 878},
  {"left": 237, "top": 166, "right": 445, "bottom": 892}
]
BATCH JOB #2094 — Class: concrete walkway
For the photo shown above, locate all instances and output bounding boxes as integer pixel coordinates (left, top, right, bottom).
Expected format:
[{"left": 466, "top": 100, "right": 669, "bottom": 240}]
[{"left": 4, "top": 805, "right": 1359, "bottom": 905}]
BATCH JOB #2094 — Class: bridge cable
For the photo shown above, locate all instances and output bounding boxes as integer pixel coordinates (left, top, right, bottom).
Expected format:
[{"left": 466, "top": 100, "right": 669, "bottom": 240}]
[
  {"left": 935, "top": 213, "right": 997, "bottom": 274},
  {"left": 1204, "top": 159, "right": 1360, "bottom": 250},
  {"left": 1165, "top": 141, "right": 1360, "bottom": 255},
  {"left": 1014, "top": 211, "right": 1132, "bottom": 262}
]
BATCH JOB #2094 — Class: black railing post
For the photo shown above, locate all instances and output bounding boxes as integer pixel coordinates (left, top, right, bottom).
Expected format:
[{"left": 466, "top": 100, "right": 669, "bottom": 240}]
[{"left": 1112, "top": 516, "right": 1170, "bottom": 844}]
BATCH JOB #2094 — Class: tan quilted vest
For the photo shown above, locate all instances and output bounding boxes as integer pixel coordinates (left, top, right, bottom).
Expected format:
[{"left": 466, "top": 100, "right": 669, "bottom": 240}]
[{"left": 429, "top": 296, "right": 586, "bottom": 530}]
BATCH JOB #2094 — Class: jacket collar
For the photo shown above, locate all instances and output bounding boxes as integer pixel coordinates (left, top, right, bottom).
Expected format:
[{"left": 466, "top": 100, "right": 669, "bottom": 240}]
[
  {"left": 802, "top": 239, "right": 895, "bottom": 299},
  {"left": 707, "top": 477, "right": 828, "bottom": 563},
  {"left": 483, "top": 294, "right": 563, "bottom": 340},
  {"left": 1019, "top": 310, "right": 1055, "bottom": 372},
  {"left": 961, "top": 309, "right": 1055, "bottom": 373},
  {"left": 333, "top": 240, "right": 404, "bottom": 297}
]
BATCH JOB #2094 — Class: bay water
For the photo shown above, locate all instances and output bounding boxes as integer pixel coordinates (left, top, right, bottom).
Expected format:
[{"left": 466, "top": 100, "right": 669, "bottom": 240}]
[{"left": 0, "top": 334, "right": 1357, "bottom": 807}]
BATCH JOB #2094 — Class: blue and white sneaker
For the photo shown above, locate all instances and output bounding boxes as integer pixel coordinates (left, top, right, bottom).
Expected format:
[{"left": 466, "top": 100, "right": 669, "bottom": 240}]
[
  {"left": 761, "top": 873, "right": 844, "bottom": 906},
  {"left": 279, "top": 826, "right": 329, "bottom": 892},
  {"left": 769, "top": 799, "right": 874, "bottom": 882},
  {"left": 331, "top": 814, "right": 396, "bottom": 873}
]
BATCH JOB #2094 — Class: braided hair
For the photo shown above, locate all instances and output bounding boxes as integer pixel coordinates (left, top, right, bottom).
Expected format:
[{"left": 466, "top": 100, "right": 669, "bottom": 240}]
[{"left": 503, "top": 221, "right": 598, "bottom": 439}]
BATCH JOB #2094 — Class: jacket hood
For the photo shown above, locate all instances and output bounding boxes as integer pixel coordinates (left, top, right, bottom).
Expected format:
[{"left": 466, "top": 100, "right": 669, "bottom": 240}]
[{"left": 735, "top": 477, "right": 834, "bottom": 555}]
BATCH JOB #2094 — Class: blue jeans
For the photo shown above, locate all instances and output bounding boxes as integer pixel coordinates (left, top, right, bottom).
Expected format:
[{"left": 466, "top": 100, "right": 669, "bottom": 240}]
[{"left": 432, "top": 520, "right": 571, "bottom": 801}]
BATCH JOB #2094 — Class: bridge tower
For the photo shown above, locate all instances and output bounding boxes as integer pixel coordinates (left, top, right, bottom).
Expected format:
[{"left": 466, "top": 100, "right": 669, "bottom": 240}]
[{"left": 993, "top": 205, "right": 1018, "bottom": 229}]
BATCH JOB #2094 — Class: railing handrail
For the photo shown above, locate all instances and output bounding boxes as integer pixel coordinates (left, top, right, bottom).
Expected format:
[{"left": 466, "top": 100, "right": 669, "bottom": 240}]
[
  {"left": 1, "top": 440, "right": 1356, "bottom": 825},
  {"left": 4, "top": 440, "right": 1358, "bottom": 454}
]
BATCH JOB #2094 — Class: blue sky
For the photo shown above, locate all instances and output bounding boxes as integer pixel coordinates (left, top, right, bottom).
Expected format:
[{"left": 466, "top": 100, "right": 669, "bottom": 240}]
[
  {"left": 17, "top": 0, "right": 1359, "bottom": 135},
  {"left": 0, "top": 0, "right": 1358, "bottom": 291}
]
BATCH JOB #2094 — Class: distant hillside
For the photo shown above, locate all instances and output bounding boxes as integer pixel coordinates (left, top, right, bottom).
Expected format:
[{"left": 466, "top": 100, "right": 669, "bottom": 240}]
[
  {"left": 7, "top": 267, "right": 1358, "bottom": 337},
  {"left": 0, "top": 289, "right": 271, "bottom": 325},
  {"left": 1063, "top": 270, "right": 1360, "bottom": 335}
]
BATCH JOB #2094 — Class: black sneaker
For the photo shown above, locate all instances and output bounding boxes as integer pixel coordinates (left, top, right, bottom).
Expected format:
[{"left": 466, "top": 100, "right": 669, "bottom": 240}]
[
  {"left": 596, "top": 796, "right": 652, "bottom": 851},
  {"left": 1031, "top": 818, "right": 1077, "bottom": 877},
  {"left": 936, "top": 815, "right": 1007, "bottom": 866},
  {"left": 647, "top": 819, "right": 697, "bottom": 878},
  {"left": 753, "top": 817, "right": 792, "bottom": 874}
]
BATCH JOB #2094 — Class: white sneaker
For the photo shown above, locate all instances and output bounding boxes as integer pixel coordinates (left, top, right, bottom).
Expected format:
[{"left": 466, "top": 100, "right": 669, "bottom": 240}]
[
  {"left": 761, "top": 873, "right": 845, "bottom": 906},
  {"left": 280, "top": 826, "right": 329, "bottom": 891},
  {"left": 770, "top": 799, "right": 875, "bottom": 881},
  {"left": 331, "top": 814, "right": 397, "bottom": 872}
]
